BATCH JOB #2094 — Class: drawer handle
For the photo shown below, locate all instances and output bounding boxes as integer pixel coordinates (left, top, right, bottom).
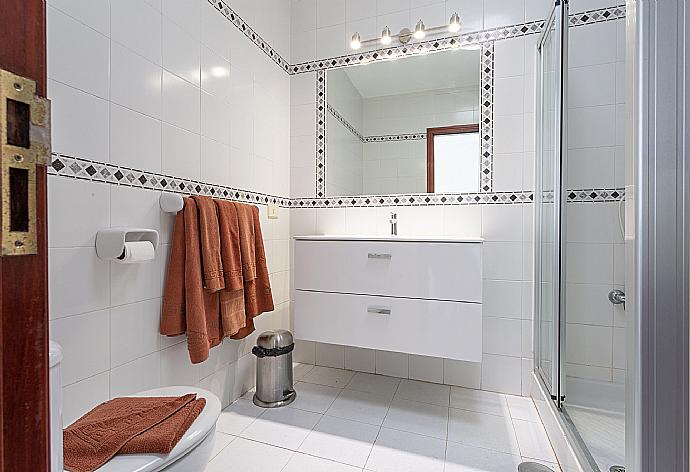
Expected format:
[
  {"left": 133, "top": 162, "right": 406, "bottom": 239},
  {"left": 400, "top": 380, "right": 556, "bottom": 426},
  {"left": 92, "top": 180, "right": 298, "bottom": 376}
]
[
  {"left": 367, "top": 307, "right": 391, "bottom": 315},
  {"left": 368, "top": 253, "right": 392, "bottom": 259}
]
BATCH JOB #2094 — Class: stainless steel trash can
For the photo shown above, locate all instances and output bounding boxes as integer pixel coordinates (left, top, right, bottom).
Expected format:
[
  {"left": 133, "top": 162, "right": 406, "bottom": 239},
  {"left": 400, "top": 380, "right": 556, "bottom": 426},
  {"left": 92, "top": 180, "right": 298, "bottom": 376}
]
[{"left": 252, "top": 330, "right": 296, "bottom": 408}]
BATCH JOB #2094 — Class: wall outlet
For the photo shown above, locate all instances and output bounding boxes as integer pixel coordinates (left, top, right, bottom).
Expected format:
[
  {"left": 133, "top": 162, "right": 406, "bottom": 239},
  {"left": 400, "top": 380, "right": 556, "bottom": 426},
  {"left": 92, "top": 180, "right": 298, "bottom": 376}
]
[{"left": 267, "top": 202, "right": 278, "bottom": 219}]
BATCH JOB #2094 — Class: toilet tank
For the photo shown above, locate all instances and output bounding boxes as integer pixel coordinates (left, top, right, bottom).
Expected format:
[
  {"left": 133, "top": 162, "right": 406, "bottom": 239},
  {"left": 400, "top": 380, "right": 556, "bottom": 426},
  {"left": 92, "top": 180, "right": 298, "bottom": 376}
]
[{"left": 49, "top": 341, "right": 63, "bottom": 472}]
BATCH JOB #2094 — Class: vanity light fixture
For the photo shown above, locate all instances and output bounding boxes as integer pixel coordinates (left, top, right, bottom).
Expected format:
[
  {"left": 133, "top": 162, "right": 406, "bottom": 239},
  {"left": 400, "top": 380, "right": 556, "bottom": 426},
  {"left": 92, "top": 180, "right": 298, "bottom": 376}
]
[
  {"left": 349, "top": 12, "right": 462, "bottom": 50},
  {"left": 380, "top": 26, "right": 392, "bottom": 45},
  {"left": 350, "top": 32, "right": 362, "bottom": 50},
  {"left": 448, "top": 12, "right": 462, "bottom": 32},
  {"left": 413, "top": 19, "right": 426, "bottom": 39}
]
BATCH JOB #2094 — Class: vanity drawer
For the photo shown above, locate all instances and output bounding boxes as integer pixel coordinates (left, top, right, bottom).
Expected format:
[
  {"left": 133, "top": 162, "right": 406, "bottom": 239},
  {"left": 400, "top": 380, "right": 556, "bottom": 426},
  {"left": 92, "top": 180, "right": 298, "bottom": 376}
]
[
  {"left": 294, "top": 290, "right": 482, "bottom": 362},
  {"left": 294, "top": 239, "right": 482, "bottom": 302}
]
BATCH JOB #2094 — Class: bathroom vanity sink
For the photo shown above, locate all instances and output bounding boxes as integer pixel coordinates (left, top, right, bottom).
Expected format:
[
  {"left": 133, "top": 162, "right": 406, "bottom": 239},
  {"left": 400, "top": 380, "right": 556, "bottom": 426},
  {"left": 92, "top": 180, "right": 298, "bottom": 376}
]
[{"left": 293, "top": 235, "right": 483, "bottom": 362}]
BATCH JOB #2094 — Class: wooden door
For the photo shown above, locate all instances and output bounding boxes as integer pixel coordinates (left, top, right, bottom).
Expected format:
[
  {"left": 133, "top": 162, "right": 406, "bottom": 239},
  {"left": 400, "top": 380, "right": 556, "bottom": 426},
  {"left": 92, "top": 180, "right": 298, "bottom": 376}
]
[{"left": 0, "top": 0, "right": 50, "bottom": 470}]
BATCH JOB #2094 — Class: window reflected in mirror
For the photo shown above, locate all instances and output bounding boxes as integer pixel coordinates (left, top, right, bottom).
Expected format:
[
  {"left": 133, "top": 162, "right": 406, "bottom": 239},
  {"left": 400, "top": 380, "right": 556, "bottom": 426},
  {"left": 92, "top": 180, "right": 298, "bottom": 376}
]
[{"left": 325, "top": 47, "right": 481, "bottom": 196}]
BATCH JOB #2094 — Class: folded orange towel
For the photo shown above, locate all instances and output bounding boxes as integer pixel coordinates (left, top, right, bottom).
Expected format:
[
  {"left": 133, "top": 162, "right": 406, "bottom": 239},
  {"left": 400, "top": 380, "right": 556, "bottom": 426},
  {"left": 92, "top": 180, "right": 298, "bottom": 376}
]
[{"left": 63, "top": 394, "right": 205, "bottom": 472}]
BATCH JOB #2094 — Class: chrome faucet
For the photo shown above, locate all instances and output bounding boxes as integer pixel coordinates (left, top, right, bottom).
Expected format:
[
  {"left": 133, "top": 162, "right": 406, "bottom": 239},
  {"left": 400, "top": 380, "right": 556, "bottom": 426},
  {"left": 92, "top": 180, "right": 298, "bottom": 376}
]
[{"left": 389, "top": 212, "right": 397, "bottom": 236}]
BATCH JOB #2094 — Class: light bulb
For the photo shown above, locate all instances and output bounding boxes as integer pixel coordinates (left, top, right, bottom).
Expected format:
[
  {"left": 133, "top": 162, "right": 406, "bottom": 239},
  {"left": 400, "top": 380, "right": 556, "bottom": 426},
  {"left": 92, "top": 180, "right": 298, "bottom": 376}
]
[
  {"left": 449, "top": 12, "right": 462, "bottom": 32},
  {"left": 414, "top": 19, "right": 426, "bottom": 39},
  {"left": 350, "top": 32, "right": 361, "bottom": 49},
  {"left": 381, "top": 26, "right": 392, "bottom": 45}
]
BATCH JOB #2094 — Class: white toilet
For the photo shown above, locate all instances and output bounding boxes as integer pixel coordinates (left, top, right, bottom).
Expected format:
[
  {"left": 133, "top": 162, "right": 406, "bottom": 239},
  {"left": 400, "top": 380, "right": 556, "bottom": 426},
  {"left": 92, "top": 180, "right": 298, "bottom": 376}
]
[{"left": 49, "top": 342, "right": 221, "bottom": 472}]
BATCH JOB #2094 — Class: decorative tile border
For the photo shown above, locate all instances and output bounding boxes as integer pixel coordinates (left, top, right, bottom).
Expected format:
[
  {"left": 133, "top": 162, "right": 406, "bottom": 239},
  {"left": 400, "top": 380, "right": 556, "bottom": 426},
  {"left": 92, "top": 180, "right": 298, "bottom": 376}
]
[
  {"left": 207, "top": 0, "right": 623, "bottom": 76},
  {"left": 480, "top": 43, "right": 494, "bottom": 192},
  {"left": 288, "top": 5, "right": 625, "bottom": 75},
  {"left": 316, "top": 71, "right": 327, "bottom": 197},
  {"left": 317, "top": 43, "right": 494, "bottom": 197},
  {"left": 363, "top": 133, "right": 426, "bottom": 143},
  {"left": 327, "top": 104, "right": 364, "bottom": 141},
  {"left": 207, "top": 0, "right": 290, "bottom": 74},
  {"left": 48, "top": 153, "right": 624, "bottom": 208},
  {"left": 49, "top": 154, "right": 290, "bottom": 207},
  {"left": 328, "top": 104, "right": 427, "bottom": 142},
  {"left": 290, "top": 187, "right": 625, "bottom": 208}
]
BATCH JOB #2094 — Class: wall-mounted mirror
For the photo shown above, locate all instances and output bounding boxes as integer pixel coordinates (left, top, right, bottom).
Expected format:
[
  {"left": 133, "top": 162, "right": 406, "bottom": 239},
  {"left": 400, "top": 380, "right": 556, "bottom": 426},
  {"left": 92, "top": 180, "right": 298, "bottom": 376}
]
[{"left": 324, "top": 48, "right": 481, "bottom": 197}]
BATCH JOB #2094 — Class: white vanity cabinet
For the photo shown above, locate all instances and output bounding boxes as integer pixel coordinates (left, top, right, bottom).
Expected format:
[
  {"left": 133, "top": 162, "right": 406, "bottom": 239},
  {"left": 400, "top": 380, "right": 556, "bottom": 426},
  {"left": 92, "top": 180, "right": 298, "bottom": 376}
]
[{"left": 293, "top": 236, "right": 483, "bottom": 362}]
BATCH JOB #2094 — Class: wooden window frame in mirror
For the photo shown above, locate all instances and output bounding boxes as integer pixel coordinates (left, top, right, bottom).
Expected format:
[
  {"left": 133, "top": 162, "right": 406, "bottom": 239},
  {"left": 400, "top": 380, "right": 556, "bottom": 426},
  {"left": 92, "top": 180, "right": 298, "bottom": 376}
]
[{"left": 426, "top": 123, "right": 480, "bottom": 193}]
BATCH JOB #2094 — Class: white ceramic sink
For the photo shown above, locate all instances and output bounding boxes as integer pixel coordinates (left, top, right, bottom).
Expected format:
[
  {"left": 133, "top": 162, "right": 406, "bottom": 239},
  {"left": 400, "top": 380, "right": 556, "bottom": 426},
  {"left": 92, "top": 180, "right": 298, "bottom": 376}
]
[{"left": 293, "top": 235, "right": 483, "bottom": 243}]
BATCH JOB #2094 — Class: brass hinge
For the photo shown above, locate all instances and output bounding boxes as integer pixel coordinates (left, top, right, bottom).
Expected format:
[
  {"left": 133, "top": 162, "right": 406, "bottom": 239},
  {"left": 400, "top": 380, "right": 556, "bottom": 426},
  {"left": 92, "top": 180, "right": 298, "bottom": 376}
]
[{"left": 0, "top": 69, "right": 51, "bottom": 256}]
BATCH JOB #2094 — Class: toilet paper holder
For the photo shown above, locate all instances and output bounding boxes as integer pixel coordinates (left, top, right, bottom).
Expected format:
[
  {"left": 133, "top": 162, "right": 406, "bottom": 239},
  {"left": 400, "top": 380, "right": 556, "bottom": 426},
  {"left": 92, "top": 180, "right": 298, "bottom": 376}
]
[{"left": 95, "top": 228, "right": 159, "bottom": 261}]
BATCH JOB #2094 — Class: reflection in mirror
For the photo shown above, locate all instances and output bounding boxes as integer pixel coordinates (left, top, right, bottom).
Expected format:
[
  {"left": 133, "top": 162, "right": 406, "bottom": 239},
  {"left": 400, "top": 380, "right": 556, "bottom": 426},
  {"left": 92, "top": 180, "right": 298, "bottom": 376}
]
[{"left": 325, "top": 47, "right": 481, "bottom": 196}]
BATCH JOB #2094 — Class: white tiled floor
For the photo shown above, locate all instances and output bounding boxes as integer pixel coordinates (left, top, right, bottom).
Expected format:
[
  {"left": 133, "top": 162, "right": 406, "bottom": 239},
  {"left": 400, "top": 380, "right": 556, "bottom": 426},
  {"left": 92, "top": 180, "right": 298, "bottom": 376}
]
[{"left": 205, "top": 365, "right": 561, "bottom": 472}]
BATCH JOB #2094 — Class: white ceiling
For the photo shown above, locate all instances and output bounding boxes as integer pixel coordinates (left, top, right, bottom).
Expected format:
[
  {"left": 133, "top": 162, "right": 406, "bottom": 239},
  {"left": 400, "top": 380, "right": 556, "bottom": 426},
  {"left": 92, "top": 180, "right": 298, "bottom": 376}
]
[{"left": 341, "top": 48, "right": 480, "bottom": 98}]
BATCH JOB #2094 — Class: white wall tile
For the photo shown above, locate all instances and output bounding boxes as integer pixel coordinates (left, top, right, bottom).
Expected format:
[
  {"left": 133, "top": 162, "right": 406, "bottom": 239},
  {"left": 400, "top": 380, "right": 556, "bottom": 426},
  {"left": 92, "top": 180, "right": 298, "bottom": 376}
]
[
  {"left": 344, "top": 346, "right": 376, "bottom": 373},
  {"left": 201, "top": 46, "right": 232, "bottom": 102},
  {"left": 49, "top": 80, "right": 109, "bottom": 162},
  {"left": 62, "top": 372, "right": 110, "bottom": 426},
  {"left": 483, "top": 242, "right": 524, "bottom": 281},
  {"left": 110, "top": 299, "right": 161, "bottom": 367},
  {"left": 483, "top": 280, "right": 523, "bottom": 318},
  {"left": 160, "top": 342, "right": 200, "bottom": 387},
  {"left": 162, "top": 70, "right": 201, "bottom": 133},
  {"left": 47, "top": 0, "right": 110, "bottom": 35},
  {"left": 317, "top": 0, "right": 346, "bottom": 28},
  {"left": 162, "top": 17, "right": 201, "bottom": 85},
  {"left": 376, "top": 350, "right": 409, "bottom": 378},
  {"left": 482, "top": 205, "right": 524, "bottom": 242},
  {"left": 162, "top": 0, "right": 201, "bottom": 39},
  {"left": 566, "top": 324, "right": 613, "bottom": 367},
  {"left": 481, "top": 354, "right": 522, "bottom": 394},
  {"left": 110, "top": 352, "right": 161, "bottom": 397},
  {"left": 493, "top": 115, "right": 524, "bottom": 154},
  {"left": 316, "top": 342, "right": 346, "bottom": 368},
  {"left": 409, "top": 355, "right": 444, "bottom": 384},
  {"left": 484, "top": 0, "right": 525, "bottom": 29},
  {"left": 568, "top": 21, "right": 617, "bottom": 68},
  {"left": 201, "top": 91, "right": 231, "bottom": 145},
  {"left": 294, "top": 340, "right": 317, "bottom": 364},
  {"left": 111, "top": 0, "right": 162, "bottom": 65},
  {"left": 201, "top": 0, "right": 232, "bottom": 60},
  {"left": 443, "top": 359, "right": 481, "bottom": 388},
  {"left": 110, "top": 104, "right": 162, "bottom": 171},
  {"left": 201, "top": 137, "right": 231, "bottom": 186},
  {"left": 483, "top": 317, "right": 522, "bottom": 357},
  {"left": 162, "top": 123, "right": 201, "bottom": 180},
  {"left": 110, "top": 43, "right": 162, "bottom": 118},
  {"left": 48, "top": 177, "right": 110, "bottom": 248},
  {"left": 50, "top": 309, "right": 110, "bottom": 385},
  {"left": 47, "top": 6, "right": 110, "bottom": 98},
  {"left": 49, "top": 248, "right": 110, "bottom": 319}
]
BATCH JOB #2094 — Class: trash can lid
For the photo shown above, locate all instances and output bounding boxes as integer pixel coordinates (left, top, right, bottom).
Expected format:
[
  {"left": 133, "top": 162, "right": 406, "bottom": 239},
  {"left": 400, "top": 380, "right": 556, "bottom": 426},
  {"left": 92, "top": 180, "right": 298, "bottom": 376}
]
[{"left": 256, "top": 330, "right": 294, "bottom": 350}]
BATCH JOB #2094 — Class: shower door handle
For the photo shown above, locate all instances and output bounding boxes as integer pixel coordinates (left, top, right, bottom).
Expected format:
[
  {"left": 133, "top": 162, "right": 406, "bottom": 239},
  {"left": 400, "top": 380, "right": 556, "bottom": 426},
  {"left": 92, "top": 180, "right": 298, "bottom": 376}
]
[{"left": 608, "top": 289, "right": 626, "bottom": 306}]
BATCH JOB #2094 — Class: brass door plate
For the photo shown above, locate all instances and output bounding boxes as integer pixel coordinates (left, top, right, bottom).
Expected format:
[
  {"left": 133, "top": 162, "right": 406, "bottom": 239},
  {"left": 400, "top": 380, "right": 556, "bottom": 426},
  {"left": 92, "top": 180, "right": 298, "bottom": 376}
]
[{"left": 0, "top": 69, "right": 51, "bottom": 256}]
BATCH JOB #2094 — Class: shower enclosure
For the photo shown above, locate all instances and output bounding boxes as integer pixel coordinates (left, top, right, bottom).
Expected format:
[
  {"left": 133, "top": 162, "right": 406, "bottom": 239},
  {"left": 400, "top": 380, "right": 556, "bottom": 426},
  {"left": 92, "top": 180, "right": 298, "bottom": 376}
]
[{"left": 534, "top": 1, "right": 626, "bottom": 471}]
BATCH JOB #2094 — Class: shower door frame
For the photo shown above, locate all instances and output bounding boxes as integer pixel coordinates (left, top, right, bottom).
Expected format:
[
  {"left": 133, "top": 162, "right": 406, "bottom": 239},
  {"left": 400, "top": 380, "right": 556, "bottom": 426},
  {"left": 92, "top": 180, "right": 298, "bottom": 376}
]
[{"left": 534, "top": 0, "right": 568, "bottom": 407}]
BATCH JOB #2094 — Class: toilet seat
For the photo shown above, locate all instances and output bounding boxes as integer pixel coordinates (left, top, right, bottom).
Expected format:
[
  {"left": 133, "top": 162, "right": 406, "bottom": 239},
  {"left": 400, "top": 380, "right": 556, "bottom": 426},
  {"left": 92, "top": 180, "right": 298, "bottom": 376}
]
[{"left": 69, "top": 386, "right": 221, "bottom": 472}]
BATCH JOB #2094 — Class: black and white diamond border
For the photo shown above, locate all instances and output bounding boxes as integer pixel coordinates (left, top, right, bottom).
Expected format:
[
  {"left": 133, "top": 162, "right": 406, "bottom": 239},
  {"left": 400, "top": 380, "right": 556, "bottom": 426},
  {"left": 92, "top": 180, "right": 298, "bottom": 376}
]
[
  {"left": 316, "top": 71, "right": 327, "bottom": 197},
  {"left": 49, "top": 154, "right": 624, "bottom": 208},
  {"left": 206, "top": 0, "right": 623, "bottom": 78},
  {"left": 327, "top": 104, "right": 364, "bottom": 142},
  {"left": 207, "top": 0, "right": 290, "bottom": 74},
  {"left": 49, "top": 154, "right": 290, "bottom": 207}
]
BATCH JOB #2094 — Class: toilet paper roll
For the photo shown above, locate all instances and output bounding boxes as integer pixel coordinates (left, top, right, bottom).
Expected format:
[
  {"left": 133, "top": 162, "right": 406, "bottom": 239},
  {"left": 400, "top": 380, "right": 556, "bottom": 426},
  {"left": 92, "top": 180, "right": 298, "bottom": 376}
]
[{"left": 117, "top": 241, "right": 155, "bottom": 263}]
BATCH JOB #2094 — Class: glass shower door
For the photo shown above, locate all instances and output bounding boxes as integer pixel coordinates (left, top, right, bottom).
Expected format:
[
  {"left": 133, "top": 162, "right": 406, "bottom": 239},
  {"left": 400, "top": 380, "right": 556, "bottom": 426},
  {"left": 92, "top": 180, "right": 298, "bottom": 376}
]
[{"left": 534, "top": 0, "right": 568, "bottom": 404}]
